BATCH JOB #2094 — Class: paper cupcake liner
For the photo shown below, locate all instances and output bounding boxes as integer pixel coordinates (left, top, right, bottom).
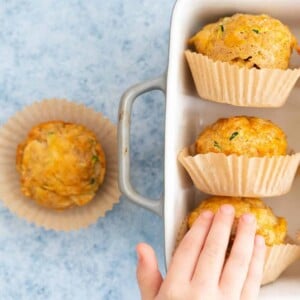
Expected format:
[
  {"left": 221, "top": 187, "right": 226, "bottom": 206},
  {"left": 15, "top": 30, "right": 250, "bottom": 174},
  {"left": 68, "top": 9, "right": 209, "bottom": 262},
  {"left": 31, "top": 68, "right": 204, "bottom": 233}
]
[
  {"left": 178, "top": 146, "right": 300, "bottom": 197},
  {"left": 0, "top": 99, "right": 120, "bottom": 231},
  {"left": 262, "top": 242, "right": 300, "bottom": 285},
  {"left": 175, "top": 219, "right": 300, "bottom": 285},
  {"left": 185, "top": 50, "right": 300, "bottom": 107},
  {"left": 297, "top": 165, "right": 300, "bottom": 177}
]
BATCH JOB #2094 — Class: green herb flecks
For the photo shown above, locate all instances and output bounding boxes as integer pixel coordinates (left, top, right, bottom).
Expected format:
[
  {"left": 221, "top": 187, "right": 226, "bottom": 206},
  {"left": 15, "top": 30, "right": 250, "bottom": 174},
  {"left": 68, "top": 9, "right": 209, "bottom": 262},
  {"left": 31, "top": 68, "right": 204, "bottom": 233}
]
[
  {"left": 252, "top": 29, "right": 260, "bottom": 34},
  {"left": 220, "top": 24, "right": 224, "bottom": 32},
  {"left": 90, "top": 178, "right": 95, "bottom": 184},
  {"left": 229, "top": 131, "right": 239, "bottom": 141},
  {"left": 213, "top": 141, "right": 222, "bottom": 150},
  {"left": 92, "top": 155, "right": 99, "bottom": 163}
]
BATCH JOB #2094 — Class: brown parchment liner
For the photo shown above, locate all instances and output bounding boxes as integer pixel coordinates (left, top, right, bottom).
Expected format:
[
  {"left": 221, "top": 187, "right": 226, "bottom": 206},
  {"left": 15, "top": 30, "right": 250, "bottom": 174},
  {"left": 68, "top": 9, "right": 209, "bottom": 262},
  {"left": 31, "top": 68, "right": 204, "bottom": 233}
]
[
  {"left": 175, "top": 218, "right": 300, "bottom": 285},
  {"left": 0, "top": 99, "right": 120, "bottom": 231},
  {"left": 178, "top": 146, "right": 300, "bottom": 197},
  {"left": 185, "top": 50, "right": 300, "bottom": 108},
  {"left": 262, "top": 240, "right": 300, "bottom": 285}
]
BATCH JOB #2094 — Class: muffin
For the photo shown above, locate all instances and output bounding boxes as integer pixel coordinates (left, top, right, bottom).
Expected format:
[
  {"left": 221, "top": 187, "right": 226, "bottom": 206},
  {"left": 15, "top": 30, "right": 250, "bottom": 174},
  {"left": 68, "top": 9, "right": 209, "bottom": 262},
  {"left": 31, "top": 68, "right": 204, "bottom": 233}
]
[
  {"left": 185, "top": 13, "right": 300, "bottom": 107},
  {"left": 178, "top": 116, "right": 300, "bottom": 197},
  {"left": 189, "top": 14, "right": 298, "bottom": 69},
  {"left": 195, "top": 116, "right": 287, "bottom": 157},
  {"left": 188, "top": 196, "right": 287, "bottom": 246},
  {"left": 176, "top": 196, "right": 300, "bottom": 285},
  {"left": 16, "top": 121, "right": 106, "bottom": 210},
  {"left": 0, "top": 99, "right": 119, "bottom": 230}
]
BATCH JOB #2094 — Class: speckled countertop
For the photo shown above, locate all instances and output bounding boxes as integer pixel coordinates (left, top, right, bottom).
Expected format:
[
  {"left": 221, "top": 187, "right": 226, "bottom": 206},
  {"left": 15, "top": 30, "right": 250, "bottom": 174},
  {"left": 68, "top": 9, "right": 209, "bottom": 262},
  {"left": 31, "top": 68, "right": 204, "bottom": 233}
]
[{"left": 0, "top": 1, "right": 175, "bottom": 299}]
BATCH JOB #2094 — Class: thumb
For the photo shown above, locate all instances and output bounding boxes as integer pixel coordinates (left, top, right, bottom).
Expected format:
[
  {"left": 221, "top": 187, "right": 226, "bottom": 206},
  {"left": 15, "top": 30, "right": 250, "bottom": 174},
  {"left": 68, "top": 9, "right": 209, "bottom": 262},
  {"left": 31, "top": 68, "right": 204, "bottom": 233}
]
[{"left": 136, "top": 243, "right": 163, "bottom": 300}]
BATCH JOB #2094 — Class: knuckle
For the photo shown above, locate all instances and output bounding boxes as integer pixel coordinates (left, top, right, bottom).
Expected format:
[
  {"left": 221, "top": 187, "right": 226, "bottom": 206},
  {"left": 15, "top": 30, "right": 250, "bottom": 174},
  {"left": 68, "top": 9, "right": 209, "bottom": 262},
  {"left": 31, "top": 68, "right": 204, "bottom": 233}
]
[
  {"left": 248, "top": 261, "right": 264, "bottom": 280},
  {"left": 163, "top": 285, "right": 182, "bottom": 300},
  {"left": 229, "top": 250, "right": 249, "bottom": 269},
  {"left": 191, "top": 285, "right": 219, "bottom": 300},
  {"left": 203, "top": 241, "right": 224, "bottom": 260},
  {"left": 221, "top": 290, "right": 239, "bottom": 300},
  {"left": 192, "top": 277, "right": 212, "bottom": 290}
]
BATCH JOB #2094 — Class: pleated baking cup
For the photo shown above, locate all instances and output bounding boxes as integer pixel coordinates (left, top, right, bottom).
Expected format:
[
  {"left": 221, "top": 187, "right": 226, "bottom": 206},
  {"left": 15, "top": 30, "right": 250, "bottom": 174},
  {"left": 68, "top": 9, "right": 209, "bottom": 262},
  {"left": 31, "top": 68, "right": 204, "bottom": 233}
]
[
  {"left": 0, "top": 99, "right": 120, "bottom": 231},
  {"left": 262, "top": 242, "right": 300, "bottom": 285},
  {"left": 178, "top": 146, "right": 300, "bottom": 197},
  {"left": 185, "top": 50, "right": 300, "bottom": 107},
  {"left": 175, "top": 219, "right": 300, "bottom": 285}
]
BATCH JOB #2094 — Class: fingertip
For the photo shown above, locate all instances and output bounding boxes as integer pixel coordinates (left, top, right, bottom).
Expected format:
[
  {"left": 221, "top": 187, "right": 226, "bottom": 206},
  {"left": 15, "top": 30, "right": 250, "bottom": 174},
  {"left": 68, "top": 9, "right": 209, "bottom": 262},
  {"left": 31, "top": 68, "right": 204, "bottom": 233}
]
[
  {"left": 241, "top": 213, "right": 256, "bottom": 225},
  {"left": 136, "top": 243, "right": 159, "bottom": 272},
  {"left": 136, "top": 242, "right": 145, "bottom": 257},
  {"left": 136, "top": 242, "right": 147, "bottom": 252},
  {"left": 136, "top": 243, "right": 155, "bottom": 259},
  {"left": 136, "top": 242, "right": 154, "bottom": 251},
  {"left": 200, "top": 209, "right": 214, "bottom": 220},
  {"left": 220, "top": 204, "right": 235, "bottom": 215},
  {"left": 192, "top": 209, "right": 214, "bottom": 227}
]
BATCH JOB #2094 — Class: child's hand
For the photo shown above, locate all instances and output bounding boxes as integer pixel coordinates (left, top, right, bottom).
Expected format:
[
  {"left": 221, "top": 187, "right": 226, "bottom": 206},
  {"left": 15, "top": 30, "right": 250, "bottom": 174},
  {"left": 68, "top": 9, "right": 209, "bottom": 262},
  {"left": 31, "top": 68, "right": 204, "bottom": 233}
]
[{"left": 136, "top": 204, "right": 266, "bottom": 300}]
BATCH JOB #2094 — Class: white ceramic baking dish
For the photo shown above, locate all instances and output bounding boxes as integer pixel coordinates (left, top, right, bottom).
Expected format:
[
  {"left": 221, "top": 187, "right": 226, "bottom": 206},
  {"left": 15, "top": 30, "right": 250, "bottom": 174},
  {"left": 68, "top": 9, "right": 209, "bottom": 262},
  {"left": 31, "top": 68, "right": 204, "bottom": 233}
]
[{"left": 118, "top": 0, "right": 300, "bottom": 298}]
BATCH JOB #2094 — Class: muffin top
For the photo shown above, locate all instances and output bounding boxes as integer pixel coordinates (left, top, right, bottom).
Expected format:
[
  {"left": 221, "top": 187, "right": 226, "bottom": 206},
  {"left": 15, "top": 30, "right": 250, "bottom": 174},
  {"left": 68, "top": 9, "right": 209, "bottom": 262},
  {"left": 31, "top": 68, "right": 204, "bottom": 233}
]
[
  {"left": 16, "top": 121, "right": 106, "bottom": 210},
  {"left": 189, "top": 13, "right": 298, "bottom": 69},
  {"left": 195, "top": 116, "right": 287, "bottom": 157},
  {"left": 188, "top": 196, "right": 287, "bottom": 246}
]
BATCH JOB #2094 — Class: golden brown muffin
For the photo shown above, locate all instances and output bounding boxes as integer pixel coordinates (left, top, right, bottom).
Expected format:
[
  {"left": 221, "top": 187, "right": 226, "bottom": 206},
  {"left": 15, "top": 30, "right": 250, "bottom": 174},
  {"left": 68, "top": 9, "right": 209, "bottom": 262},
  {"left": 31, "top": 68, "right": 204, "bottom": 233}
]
[
  {"left": 188, "top": 196, "right": 287, "bottom": 246},
  {"left": 189, "top": 13, "right": 298, "bottom": 69},
  {"left": 16, "top": 121, "right": 106, "bottom": 210},
  {"left": 195, "top": 116, "right": 287, "bottom": 157}
]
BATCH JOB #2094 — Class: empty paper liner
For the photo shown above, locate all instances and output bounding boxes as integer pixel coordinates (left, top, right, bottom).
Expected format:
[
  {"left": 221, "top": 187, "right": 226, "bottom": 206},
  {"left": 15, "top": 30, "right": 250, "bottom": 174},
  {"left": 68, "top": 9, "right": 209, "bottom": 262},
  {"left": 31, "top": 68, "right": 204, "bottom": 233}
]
[
  {"left": 185, "top": 50, "right": 300, "bottom": 107},
  {"left": 178, "top": 147, "right": 300, "bottom": 197},
  {"left": 0, "top": 99, "right": 120, "bottom": 231}
]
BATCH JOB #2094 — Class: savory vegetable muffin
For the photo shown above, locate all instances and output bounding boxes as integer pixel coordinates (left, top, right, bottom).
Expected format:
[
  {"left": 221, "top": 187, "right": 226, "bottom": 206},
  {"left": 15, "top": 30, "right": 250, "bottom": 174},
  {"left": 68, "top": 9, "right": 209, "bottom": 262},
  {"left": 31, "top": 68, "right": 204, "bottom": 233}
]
[
  {"left": 195, "top": 116, "right": 287, "bottom": 156},
  {"left": 16, "top": 121, "right": 106, "bottom": 210},
  {"left": 189, "top": 13, "right": 299, "bottom": 69},
  {"left": 188, "top": 196, "right": 287, "bottom": 246}
]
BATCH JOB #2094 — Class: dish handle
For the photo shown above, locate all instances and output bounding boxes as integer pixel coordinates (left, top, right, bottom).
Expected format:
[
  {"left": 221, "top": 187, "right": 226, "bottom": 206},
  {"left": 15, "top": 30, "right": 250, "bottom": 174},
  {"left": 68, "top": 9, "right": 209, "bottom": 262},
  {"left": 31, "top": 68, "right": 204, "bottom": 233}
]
[{"left": 118, "top": 75, "right": 166, "bottom": 216}]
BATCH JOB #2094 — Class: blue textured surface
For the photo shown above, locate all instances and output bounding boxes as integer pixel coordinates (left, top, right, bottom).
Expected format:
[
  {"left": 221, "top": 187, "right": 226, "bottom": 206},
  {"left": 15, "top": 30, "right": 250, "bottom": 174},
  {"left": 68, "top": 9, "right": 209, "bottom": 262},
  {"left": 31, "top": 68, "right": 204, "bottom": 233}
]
[{"left": 0, "top": 1, "right": 175, "bottom": 299}]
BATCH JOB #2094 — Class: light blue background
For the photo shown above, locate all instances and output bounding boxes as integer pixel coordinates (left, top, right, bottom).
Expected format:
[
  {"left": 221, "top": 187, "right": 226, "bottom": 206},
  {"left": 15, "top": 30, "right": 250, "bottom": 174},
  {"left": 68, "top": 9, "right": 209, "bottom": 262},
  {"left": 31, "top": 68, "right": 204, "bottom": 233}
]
[{"left": 0, "top": 1, "right": 176, "bottom": 299}]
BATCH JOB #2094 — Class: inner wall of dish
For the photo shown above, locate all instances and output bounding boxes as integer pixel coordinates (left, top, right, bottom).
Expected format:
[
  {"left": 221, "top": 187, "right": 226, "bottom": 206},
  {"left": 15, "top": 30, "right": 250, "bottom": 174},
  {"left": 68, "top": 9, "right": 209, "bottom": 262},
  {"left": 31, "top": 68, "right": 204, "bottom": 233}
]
[{"left": 164, "top": 0, "right": 300, "bottom": 268}]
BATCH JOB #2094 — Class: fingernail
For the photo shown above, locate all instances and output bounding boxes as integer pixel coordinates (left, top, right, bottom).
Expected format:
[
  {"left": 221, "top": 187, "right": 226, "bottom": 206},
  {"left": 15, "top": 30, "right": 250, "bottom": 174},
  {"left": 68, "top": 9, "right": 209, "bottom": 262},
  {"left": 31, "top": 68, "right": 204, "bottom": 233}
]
[
  {"left": 220, "top": 204, "right": 234, "bottom": 215},
  {"left": 255, "top": 235, "right": 265, "bottom": 247},
  {"left": 242, "top": 213, "right": 255, "bottom": 224},
  {"left": 201, "top": 210, "right": 214, "bottom": 219}
]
